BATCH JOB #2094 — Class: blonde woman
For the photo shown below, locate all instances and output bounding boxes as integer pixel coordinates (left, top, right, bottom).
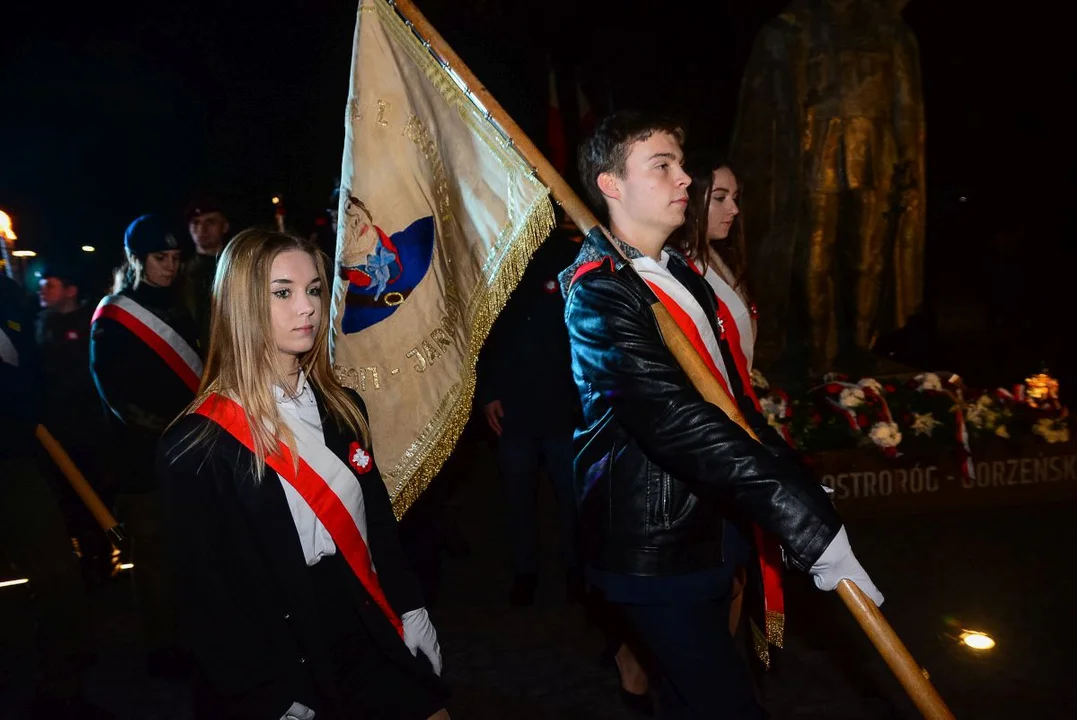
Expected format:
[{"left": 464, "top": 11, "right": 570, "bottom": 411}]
[{"left": 157, "top": 229, "right": 449, "bottom": 720}]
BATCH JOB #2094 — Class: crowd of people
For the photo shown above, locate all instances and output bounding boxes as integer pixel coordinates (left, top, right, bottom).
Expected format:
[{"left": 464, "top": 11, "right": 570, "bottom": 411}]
[{"left": 1, "top": 110, "right": 884, "bottom": 719}]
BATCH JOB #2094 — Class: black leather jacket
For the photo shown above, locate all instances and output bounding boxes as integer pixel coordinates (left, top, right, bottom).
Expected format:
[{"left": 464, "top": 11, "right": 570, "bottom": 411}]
[{"left": 560, "top": 230, "right": 841, "bottom": 577}]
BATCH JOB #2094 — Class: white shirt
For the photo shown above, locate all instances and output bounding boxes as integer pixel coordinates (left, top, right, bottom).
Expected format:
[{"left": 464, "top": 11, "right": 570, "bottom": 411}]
[
  {"left": 700, "top": 252, "right": 754, "bottom": 371},
  {"left": 274, "top": 373, "right": 338, "bottom": 566},
  {"left": 631, "top": 250, "right": 733, "bottom": 389}
]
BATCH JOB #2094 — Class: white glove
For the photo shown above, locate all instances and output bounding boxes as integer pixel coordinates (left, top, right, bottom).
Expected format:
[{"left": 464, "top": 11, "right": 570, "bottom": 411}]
[
  {"left": 809, "top": 526, "right": 885, "bottom": 607},
  {"left": 281, "top": 701, "right": 315, "bottom": 720},
  {"left": 402, "top": 607, "right": 443, "bottom": 676}
]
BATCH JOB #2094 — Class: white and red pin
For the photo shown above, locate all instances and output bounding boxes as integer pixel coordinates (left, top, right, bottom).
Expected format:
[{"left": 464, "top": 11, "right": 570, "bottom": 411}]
[
  {"left": 542, "top": 279, "right": 558, "bottom": 294},
  {"left": 348, "top": 441, "right": 373, "bottom": 474}
]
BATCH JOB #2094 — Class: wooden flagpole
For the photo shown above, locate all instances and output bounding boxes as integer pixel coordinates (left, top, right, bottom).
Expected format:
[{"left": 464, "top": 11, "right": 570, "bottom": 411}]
[
  {"left": 36, "top": 424, "right": 127, "bottom": 547},
  {"left": 385, "top": 2, "right": 953, "bottom": 715},
  {"left": 387, "top": 0, "right": 599, "bottom": 236}
]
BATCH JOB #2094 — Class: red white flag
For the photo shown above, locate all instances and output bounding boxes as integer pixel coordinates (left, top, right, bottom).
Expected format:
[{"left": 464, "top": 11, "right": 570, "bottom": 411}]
[
  {"left": 546, "top": 67, "right": 567, "bottom": 174},
  {"left": 576, "top": 80, "right": 596, "bottom": 136}
]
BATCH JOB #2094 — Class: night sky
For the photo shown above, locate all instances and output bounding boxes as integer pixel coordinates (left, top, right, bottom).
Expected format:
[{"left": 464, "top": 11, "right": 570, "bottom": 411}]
[{"left": 1, "top": 0, "right": 1072, "bottom": 300}]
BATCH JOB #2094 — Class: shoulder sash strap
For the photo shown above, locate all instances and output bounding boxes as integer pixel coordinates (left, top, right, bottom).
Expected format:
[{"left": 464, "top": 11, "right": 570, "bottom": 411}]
[
  {"left": 194, "top": 393, "right": 404, "bottom": 638},
  {"left": 93, "top": 295, "right": 202, "bottom": 392}
]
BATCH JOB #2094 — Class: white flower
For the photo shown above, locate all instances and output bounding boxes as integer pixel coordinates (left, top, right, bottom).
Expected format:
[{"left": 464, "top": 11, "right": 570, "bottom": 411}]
[
  {"left": 760, "top": 395, "right": 787, "bottom": 421},
  {"left": 869, "top": 421, "right": 903, "bottom": 448},
  {"left": 750, "top": 368, "right": 770, "bottom": 390},
  {"left": 352, "top": 447, "right": 371, "bottom": 469},
  {"left": 858, "top": 378, "right": 884, "bottom": 394},
  {"left": 839, "top": 387, "right": 866, "bottom": 409},
  {"left": 915, "top": 373, "right": 943, "bottom": 392},
  {"left": 911, "top": 412, "right": 940, "bottom": 437}
]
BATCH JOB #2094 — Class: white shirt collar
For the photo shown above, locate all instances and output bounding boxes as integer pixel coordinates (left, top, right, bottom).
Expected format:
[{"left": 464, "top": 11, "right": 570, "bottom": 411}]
[
  {"left": 631, "top": 249, "right": 671, "bottom": 274},
  {"left": 274, "top": 370, "right": 313, "bottom": 406}
]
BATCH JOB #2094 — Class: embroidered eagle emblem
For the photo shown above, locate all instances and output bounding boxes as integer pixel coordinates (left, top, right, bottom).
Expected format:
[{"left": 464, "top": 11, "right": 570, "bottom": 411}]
[{"left": 348, "top": 441, "right": 373, "bottom": 474}]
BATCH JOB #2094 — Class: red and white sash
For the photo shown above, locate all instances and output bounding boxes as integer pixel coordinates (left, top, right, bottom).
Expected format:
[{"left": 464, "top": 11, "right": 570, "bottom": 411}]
[
  {"left": 632, "top": 253, "right": 735, "bottom": 397},
  {"left": 93, "top": 294, "right": 202, "bottom": 392},
  {"left": 699, "top": 256, "right": 754, "bottom": 372},
  {"left": 194, "top": 393, "right": 404, "bottom": 638},
  {"left": 634, "top": 252, "right": 785, "bottom": 661}
]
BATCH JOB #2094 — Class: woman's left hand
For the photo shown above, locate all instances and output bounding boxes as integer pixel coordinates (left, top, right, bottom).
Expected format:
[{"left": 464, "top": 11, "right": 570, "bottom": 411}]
[{"left": 402, "top": 607, "right": 443, "bottom": 676}]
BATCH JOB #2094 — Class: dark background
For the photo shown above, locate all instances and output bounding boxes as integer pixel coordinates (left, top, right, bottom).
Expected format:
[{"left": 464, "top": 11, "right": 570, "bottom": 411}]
[{"left": 2, "top": 0, "right": 1073, "bottom": 380}]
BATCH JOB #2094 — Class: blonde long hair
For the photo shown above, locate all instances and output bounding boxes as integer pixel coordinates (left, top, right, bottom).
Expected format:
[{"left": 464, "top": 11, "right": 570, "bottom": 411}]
[{"left": 177, "top": 228, "right": 369, "bottom": 479}]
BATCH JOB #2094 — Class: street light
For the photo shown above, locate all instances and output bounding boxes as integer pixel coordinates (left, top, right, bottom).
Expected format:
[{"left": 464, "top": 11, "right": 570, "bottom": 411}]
[
  {"left": 959, "top": 630, "right": 996, "bottom": 651},
  {"left": 0, "top": 209, "right": 15, "bottom": 279},
  {"left": 12, "top": 250, "right": 36, "bottom": 258},
  {"left": 0, "top": 210, "right": 15, "bottom": 242},
  {"left": 81, "top": 245, "right": 95, "bottom": 252}
]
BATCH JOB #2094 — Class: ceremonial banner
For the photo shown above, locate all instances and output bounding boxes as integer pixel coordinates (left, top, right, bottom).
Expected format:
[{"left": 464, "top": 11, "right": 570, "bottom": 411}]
[{"left": 331, "top": 0, "right": 555, "bottom": 515}]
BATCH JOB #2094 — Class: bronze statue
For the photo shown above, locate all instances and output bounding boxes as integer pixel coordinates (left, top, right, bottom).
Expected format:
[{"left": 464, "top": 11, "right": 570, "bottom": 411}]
[{"left": 729, "top": 0, "right": 925, "bottom": 377}]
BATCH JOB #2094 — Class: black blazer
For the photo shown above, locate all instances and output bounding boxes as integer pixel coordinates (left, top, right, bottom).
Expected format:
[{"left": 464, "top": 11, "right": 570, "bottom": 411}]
[
  {"left": 156, "top": 387, "right": 431, "bottom": 719},
  {"left": 93, "top": 283, "right": 200, "bottom": 491}
]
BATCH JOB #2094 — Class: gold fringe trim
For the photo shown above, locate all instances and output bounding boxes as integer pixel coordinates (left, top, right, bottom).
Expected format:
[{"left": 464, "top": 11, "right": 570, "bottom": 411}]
[
  {"left": 750, "top": 620, "right": 771, "bottom": 670},
  {"left": 347, "top": 0, "right": 557, "bottom": 518},
  {"left": 767, "top": 609, "right": 785, "bottom": 648},
  {"left": 389, "top": 195, "right": 555, "bottom": 518},
  {"left": 750, "top": 610, "right": 786, "bottom": 670}
]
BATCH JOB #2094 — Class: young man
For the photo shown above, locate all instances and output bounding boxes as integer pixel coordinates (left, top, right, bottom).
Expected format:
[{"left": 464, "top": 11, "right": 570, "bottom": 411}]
[
  {"left": 36, "top": 266, "right": 114, "bottom": 584},
  {"left": 477, "top": 224, "right": 583, "bottom": 606},
  {"left": 560, "top": 111, "right": 883, "bottom": 718},
  {"left": 182, "top": 194, "right": 231, "bottom": 353}
]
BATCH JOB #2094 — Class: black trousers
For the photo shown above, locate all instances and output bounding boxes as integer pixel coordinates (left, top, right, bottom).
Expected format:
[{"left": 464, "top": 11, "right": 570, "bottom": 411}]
[{"left": 618, "top": 594, "right": 766, "bottom": 720}]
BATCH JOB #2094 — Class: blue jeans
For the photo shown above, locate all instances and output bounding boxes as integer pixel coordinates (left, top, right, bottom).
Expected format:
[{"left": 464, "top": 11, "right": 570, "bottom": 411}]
[
  {"left": 497, "top": 432, "right": 579, "bottom": 575},
  {"left": 619, "top": 592, "right": 766, "bottom": 719}
]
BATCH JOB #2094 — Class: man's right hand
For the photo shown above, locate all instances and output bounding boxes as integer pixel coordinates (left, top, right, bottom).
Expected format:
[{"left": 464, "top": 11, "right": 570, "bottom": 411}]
[
  {"left": 483, "top": 400, "right": 505, "bottom": 437},
  {"left": 809, "top": 526, "right": 884, "bottom": 607},
  {"left": 281, "top": 701, "right": 315, "bottom": 720}
]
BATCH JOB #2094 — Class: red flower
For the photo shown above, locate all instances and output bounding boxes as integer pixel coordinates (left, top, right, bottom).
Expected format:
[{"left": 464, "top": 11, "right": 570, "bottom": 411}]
[
  {"left": 858, "top": 415, "right": 869, "bottom": 428},
  {"left": 885, "top": 384, "right": 897, "bottom": 393},
  {"left": 825, "top": 383, "right": 842, "bottom": 394}
]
